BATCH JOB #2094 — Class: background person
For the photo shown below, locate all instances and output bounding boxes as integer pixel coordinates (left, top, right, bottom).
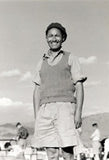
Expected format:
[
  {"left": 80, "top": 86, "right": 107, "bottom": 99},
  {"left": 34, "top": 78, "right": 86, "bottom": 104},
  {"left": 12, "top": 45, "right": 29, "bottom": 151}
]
[
  {"left": 16, "top": 122, "right": 29, "bottom": 149},
  {"left": 90, "top": 123, "right": 101, "bottom": 160}
]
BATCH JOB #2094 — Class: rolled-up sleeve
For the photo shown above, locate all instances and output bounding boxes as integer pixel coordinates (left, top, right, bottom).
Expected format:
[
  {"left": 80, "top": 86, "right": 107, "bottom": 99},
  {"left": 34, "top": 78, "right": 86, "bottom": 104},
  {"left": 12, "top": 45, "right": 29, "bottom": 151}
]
[
  {"left": 68, "top": 54, "right": 87, "bottom": 84},
  {"left": 32, "top": 59, "right": 43, "bottom": 85}
]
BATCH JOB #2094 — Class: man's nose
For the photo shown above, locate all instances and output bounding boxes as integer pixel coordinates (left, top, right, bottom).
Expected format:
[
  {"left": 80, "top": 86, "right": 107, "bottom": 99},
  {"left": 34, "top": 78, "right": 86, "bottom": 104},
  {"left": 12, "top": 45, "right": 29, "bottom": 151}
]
[{"left": 52, "top": 36, "right": 57, "bottom": 41}]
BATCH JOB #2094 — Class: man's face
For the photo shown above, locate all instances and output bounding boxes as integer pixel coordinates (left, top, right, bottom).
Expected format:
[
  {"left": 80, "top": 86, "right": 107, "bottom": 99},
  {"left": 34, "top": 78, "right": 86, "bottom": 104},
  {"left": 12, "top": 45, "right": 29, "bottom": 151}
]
[{"left": 46, "top": 28, "right": 63, "bottom": 51}]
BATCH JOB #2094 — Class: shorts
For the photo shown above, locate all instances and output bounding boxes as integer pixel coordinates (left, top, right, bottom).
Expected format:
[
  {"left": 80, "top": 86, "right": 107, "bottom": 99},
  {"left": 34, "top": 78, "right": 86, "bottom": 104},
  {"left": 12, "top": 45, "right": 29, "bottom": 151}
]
[
  {"left": 92, "top": 141, "right": 100, "bottom": 154},
  {"left": 31, "top": 102, "right": 78, "bottom": 148}
]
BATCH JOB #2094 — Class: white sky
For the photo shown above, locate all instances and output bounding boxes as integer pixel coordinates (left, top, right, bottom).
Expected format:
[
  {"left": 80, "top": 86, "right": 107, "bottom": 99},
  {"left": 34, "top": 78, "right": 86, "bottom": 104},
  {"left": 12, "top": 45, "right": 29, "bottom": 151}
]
[{"left": 0, "top": 0, "right": 109, "bottom": 124}]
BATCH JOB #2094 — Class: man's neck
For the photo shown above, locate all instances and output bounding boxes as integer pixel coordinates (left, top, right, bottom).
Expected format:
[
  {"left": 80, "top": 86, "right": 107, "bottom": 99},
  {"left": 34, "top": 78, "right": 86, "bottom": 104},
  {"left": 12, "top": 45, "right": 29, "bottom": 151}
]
[{"left": 48, "top": 48, "right": 62, "bottom": 57}]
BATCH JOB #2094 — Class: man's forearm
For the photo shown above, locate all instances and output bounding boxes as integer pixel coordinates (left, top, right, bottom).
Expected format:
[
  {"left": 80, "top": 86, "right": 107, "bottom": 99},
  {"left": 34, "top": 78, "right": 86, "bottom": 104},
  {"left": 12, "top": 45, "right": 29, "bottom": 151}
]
[
  {"left": 33, "top": 84, "right": 40, "bottom": 119},
  {"left": 74, "top": 82, "right": 84, "bottom": 128},
  {"left": 75, "top": 82, "right": 84, "bottom": 115}
]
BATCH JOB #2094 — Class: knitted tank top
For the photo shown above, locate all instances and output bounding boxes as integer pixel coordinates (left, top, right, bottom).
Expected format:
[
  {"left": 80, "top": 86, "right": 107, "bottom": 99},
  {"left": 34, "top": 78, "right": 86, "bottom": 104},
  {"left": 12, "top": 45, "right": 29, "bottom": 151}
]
[{"left": 40, "top": 51, "right": 76, "bottom": 105}]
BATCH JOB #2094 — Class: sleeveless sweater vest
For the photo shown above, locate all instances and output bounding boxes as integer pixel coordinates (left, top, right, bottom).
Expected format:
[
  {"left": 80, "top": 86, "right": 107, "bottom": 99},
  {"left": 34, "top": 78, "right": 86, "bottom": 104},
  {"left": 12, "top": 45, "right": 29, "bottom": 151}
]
[{"left": 40, "top": 51, "right": 76, "bottom": 105}]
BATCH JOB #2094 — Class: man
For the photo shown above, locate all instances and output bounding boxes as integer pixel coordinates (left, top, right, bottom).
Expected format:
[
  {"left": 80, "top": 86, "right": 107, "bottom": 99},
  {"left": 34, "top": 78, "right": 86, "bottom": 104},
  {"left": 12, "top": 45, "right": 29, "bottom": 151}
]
[
  {"left": 90, "top": 123, "right": 101, "bottom": 160},
  {"left": 16, "top": 122, "right": 29, "bottom": 149},
  {"left": 32, "top": 22, "right": 86, "bottom": 160}
]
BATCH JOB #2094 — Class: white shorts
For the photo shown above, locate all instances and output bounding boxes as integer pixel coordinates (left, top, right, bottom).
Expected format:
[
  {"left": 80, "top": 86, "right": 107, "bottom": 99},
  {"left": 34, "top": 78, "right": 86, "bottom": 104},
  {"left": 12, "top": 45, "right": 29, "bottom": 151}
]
[{"left": 31, "top": 102, "right": 78, "bottom": 148}]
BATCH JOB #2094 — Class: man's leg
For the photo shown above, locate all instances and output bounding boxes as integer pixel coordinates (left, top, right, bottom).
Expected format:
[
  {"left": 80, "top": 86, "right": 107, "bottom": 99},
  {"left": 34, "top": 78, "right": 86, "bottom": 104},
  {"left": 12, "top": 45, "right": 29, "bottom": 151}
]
[
  {"left": 46, "top": 147, "right": 59, "bottom": 160},
  {"left": 62, "top": 147, "right": 74, "bottom": 160},
  {"left": 103, "top": 151, "right": 108, "bottom": 160}
]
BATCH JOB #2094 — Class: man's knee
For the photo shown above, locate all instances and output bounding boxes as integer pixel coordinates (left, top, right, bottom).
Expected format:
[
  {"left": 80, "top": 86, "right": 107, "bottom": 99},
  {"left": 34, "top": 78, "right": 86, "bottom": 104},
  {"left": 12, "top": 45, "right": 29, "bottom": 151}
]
[
  {"left": 62, "top": 147, "right": 74, "bottom": 160},
  {"left": 46, "top": 147, "right": 59, "bottom": 160}
]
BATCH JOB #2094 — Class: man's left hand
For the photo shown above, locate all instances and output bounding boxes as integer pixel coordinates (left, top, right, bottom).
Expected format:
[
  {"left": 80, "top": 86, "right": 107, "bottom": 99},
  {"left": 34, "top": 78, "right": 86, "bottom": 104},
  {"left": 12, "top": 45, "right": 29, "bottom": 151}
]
[{"left": 74, "top": 112, "right": 82, "bottom": 129}]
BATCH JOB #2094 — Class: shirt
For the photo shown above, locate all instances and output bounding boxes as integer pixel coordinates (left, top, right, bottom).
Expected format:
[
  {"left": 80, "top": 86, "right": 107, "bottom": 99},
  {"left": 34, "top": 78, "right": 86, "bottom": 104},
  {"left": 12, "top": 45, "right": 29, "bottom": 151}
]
[
  {"left": 33, "top": 50, "right": 86, "bottom": 85},
  {"left": 17, "top": 126, "right": 29, "bottom": 139},
  {"left": 91, "top": 129, "right": 100, "bottom": 141}
]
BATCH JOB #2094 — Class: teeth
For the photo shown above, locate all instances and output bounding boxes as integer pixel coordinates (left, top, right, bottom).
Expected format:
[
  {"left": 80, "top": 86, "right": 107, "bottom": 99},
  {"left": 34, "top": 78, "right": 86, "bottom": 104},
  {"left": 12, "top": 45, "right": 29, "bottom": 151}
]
[{"left": 52, "top": 42, "right": 58, "bottom": 44}]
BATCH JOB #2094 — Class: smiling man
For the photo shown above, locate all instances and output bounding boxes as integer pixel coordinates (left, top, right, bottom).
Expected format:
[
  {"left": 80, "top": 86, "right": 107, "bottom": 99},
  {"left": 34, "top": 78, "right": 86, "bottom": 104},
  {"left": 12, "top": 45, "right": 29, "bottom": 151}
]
[{"left": 32, "top": 22, "right": 86, "bottom": 160}]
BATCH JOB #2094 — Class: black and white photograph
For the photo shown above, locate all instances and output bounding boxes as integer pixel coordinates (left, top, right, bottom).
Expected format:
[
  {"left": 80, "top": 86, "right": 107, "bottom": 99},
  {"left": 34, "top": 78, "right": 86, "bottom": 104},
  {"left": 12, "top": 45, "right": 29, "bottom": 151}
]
[{"left": 0, "top": 0, "right": 109, "bottom": 160}]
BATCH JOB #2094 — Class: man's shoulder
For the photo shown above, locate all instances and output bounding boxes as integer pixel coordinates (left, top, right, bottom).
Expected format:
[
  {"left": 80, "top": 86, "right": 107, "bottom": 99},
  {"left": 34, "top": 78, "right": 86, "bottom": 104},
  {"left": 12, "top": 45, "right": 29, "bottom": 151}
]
[
  {"left": 63, "top": 51, "right": 77, "bottom": 59},
  {"left": 63, "top": 50, "right": 71, "bottom": 55},
  {"left": 63, "top": 51, "right": 78, "bottom": 65},
  {"left": 63, "top": 50, "right": 73, "bottom": 61}
]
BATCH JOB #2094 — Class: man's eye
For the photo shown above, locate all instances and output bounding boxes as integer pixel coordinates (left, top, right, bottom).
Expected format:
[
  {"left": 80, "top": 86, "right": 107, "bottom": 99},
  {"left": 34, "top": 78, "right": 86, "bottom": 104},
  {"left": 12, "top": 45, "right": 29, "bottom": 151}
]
[{"left": 48, "top": 34, "right": 53, "bottom": 37}]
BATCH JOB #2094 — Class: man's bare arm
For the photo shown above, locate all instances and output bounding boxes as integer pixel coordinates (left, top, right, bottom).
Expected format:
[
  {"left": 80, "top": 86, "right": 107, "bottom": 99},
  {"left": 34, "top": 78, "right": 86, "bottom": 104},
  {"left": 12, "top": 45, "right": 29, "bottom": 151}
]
[
  {"left": 33, "top": 84, "right": 40, "bottom": 119},
  {"left": 74, "top": 82, "right": 84, "bottom": 129}
]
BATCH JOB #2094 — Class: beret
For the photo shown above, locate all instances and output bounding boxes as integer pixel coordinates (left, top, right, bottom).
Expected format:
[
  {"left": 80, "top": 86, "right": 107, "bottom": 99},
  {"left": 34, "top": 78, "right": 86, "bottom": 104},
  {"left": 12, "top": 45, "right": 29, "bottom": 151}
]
[{"left": 45, "top": 22, "right": 67, "bottom": 42}]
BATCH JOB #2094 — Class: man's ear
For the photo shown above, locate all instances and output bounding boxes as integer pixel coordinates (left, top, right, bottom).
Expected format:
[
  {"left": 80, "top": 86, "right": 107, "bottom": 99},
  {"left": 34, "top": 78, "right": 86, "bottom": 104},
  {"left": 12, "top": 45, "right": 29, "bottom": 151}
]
[{"left": 62, "top": 37, "right": 65, "bottom": 42}]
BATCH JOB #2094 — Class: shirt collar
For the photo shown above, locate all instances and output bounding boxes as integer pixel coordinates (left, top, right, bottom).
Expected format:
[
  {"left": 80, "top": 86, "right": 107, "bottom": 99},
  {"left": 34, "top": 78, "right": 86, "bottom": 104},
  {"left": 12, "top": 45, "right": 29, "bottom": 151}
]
[{"left": 43, "top": 50, "right": 64, "bottom": 59}]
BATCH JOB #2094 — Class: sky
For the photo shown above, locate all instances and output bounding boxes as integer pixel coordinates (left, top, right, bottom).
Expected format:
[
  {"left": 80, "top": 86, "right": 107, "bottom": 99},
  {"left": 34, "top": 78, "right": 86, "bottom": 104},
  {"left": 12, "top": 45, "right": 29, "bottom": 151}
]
[{"left": 0, "top": 0, "right": 109, "bottom": 124}]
